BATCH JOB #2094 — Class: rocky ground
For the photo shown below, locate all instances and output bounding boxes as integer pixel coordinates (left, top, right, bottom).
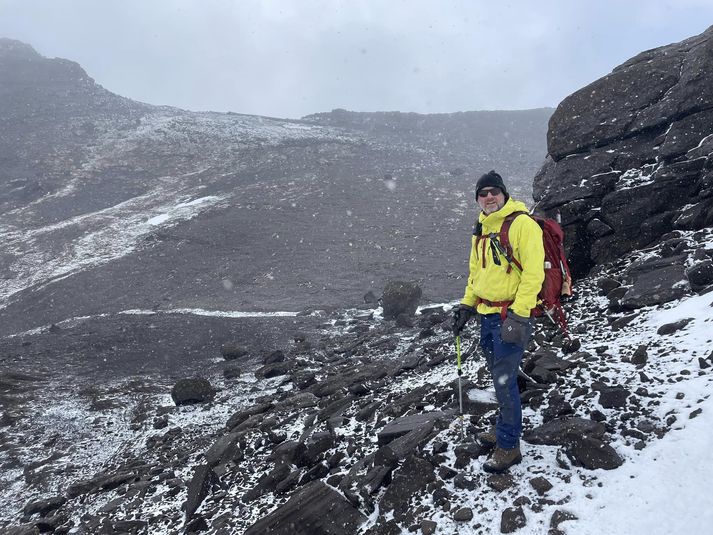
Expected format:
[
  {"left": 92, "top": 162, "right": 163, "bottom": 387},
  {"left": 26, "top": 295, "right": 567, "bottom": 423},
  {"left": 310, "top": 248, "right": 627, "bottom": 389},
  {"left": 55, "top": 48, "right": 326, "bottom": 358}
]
[
  {"left": 3, "top": 30, "right": 713, "bottom": 534},
  {"left": 1, "top": 227, "right": 712, "bottom": 535}
]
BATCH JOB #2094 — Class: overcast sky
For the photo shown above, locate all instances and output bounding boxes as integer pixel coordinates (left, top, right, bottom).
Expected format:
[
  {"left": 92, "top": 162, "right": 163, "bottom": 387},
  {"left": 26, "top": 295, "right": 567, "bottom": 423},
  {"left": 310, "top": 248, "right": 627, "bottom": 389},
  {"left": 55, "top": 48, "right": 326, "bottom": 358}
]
[{"left": 1, "top": 1, "right": 712, "bottom": 119}]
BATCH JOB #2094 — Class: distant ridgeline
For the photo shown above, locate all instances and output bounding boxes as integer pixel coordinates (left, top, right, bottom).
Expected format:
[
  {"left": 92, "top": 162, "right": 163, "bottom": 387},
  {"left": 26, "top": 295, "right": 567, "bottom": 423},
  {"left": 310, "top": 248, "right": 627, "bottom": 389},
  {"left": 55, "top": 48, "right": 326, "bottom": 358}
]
[
  {"left": 302, "top": 107, "right": 554, "bottom": 199},
  {"left": 0, "top": 38, "right": 148, "bottom": 205},
  {"left": 533, "top": 25, "right": 713, "bottom": 277},
  {"left": 0, "top": 37, "right": 553, "bottom": 330}
]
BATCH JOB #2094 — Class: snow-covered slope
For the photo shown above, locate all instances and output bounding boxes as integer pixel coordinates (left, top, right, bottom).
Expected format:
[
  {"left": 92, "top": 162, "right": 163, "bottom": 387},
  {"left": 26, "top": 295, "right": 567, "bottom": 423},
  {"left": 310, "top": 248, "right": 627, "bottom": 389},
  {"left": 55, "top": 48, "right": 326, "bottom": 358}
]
[{"left": 1, "top": 231, "right": 711, "bottom": 534}]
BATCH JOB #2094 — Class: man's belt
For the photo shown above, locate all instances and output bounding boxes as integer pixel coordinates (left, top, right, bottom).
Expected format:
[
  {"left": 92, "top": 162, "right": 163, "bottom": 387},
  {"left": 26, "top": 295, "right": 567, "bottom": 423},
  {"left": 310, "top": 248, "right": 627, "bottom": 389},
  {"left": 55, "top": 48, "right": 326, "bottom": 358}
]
[{"left": 475, "top": 297, "right": 513, "bottom": 321}]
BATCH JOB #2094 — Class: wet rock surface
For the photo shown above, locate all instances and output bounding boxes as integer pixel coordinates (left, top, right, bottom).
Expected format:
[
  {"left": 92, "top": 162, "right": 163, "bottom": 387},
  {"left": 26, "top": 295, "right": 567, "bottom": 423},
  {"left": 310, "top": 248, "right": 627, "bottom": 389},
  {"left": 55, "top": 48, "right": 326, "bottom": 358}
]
[{"left": 534, "top": 25, "right": 713, "bottom": 274}]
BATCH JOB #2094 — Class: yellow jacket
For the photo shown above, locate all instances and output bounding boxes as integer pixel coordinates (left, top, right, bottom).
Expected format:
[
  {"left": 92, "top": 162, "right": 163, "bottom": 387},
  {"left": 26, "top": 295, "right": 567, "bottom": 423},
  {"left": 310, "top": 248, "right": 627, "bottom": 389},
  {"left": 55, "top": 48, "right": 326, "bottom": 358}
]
[{"left": 461, "top": 198, "right": 545, "bottom": 318}]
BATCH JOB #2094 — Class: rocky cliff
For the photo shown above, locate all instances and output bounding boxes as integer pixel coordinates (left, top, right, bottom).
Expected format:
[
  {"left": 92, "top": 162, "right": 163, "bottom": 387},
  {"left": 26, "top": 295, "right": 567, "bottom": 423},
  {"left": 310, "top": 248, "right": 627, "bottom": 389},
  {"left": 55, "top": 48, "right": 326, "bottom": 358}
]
[{"left": 533, "top": 25, "right": 713, "bottom": 277}]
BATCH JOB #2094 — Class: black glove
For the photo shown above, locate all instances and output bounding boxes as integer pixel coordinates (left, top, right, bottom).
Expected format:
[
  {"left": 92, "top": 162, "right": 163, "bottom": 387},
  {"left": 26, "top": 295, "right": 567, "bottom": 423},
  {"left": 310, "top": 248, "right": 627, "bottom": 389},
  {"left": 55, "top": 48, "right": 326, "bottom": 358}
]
[
  {"left": 452, "top": 304, "right": 476, "bottom": 336},
  {"left": 500, "top": 310, "right": 531, "bottom": 347}
]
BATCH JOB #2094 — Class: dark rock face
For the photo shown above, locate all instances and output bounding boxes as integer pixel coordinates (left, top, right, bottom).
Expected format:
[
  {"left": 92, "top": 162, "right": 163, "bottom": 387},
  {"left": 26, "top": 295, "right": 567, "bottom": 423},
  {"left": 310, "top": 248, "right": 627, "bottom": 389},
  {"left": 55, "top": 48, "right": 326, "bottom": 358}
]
[{"left": 533, "top": 25, "right": 713, "bottom": 275}]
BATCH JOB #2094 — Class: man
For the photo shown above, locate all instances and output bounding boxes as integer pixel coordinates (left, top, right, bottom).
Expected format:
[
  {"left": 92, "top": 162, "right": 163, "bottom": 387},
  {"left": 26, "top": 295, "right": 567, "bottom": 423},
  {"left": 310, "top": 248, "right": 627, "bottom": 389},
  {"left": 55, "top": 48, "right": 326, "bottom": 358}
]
[{"left": 452, "top": 170, "right": 545, "bottom": 473}]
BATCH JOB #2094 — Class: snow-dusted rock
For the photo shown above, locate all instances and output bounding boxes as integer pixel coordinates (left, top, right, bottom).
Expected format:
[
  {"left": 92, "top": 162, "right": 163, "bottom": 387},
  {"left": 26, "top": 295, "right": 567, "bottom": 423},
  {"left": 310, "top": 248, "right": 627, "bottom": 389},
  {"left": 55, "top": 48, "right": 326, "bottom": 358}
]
[
  {"left": 170, "top": 377, "right": 214, "bottom": 405},
  {"left": 243, "top": 481, "right": 367, "bottom": 535}
]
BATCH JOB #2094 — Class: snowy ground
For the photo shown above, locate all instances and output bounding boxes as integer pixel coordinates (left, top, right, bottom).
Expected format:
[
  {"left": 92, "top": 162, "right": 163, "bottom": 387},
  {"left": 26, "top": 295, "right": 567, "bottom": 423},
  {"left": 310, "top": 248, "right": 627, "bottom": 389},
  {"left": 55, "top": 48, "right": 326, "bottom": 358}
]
[
  {"left": 569, "top": 292, "right": 713, "bottom": 534},
  {"left": 1, "top": 250, "right": 712, "bottom": 533}
]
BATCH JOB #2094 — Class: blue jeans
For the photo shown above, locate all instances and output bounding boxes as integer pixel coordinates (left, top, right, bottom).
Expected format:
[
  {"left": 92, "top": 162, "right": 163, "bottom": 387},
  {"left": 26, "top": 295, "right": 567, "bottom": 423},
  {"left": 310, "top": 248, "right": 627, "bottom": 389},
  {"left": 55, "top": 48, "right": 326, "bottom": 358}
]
[{"left": 480, "top": 313, "right": 531, "bottom": 449}]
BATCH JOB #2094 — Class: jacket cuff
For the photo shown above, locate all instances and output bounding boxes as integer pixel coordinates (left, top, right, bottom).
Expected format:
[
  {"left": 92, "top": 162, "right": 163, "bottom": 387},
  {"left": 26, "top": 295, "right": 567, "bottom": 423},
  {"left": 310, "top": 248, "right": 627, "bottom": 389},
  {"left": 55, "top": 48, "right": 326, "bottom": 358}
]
[{"left": 510, "top": 305, "right": 531, "bottom": 319}]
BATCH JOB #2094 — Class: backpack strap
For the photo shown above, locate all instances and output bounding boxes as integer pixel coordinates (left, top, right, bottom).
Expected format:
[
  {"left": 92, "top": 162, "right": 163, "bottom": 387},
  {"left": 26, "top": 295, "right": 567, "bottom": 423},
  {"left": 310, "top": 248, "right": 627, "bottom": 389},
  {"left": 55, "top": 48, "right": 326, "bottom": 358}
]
[
  {"left": 496, "top": 211, "right": 529, "bottom": 273},
  {"left": 473, "top": 220, "right": 489, "bottom": 268},
  {"left": 473, "top": 220, "right": 482, "bottom": 236}
]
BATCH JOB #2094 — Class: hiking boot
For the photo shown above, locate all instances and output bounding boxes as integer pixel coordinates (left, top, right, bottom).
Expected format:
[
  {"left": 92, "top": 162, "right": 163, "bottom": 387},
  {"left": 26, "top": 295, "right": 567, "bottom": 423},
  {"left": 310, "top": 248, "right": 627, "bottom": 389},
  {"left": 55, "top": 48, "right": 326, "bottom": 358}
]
[
  {"left": 482, "top": 446, "right": 522, "bottom": 474},
  {"left": 477, "top": 428, "right": 497, "bottom": 447}
]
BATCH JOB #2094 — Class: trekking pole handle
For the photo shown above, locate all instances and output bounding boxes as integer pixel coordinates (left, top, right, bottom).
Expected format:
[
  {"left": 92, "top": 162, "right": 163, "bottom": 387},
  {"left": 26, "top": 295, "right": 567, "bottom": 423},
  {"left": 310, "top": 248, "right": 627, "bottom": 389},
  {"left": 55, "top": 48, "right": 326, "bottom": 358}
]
[{"left": 456, "top": 335, "right": 462, "bottom": 373}]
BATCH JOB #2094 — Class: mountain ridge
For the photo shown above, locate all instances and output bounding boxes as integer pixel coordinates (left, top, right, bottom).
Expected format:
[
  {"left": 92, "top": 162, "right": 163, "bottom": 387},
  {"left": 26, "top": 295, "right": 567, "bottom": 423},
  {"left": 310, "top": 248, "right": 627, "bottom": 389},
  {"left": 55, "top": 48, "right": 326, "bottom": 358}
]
[{"left": 0, "top": 38, "right": 551, "bottom": 336}]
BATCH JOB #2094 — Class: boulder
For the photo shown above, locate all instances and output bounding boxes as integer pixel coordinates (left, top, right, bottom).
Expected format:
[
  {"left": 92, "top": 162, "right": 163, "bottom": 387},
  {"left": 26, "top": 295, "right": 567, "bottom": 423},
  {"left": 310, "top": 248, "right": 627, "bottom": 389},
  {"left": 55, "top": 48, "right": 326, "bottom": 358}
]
[
  {"left": 22, "top": 496, "right": 66, "bottom": 517},
  {"left": 243, "top": 481, "right": 367, "bottom": 535},
  {"left": 374, "top": 422, "right": 434, "bottom": 468},
  {"left": 621, "top": 265, "right": 687, "bottom": 309},
  {"left": 263, "top": 350, "right": 286, "bottom": 365},
  {"left": 381, "top": 280, "right": 422, "bottom": 320},
  {"left": 565, "top": 436, "right": 624, "bottom": 470},
  {"left": 550, "top": 510, "right": 578, "bottom": 533},
  {"left": 376, "top": 411, "right": 452, "bottom": 446},
  {"left": 529, "top": 476, "right": 553, "bottom": 496},
  {"left": 171, "top": 378, "right": 214, "bottom": 406},
  {"left": 226, "top": 402, "right": 273, "bottom": 430},
  {"left": 222, "top": 364, "right": 242, "bottom": 380},
  {"left": 453, "top": 507, "right": 474, "bottom": 521},
  {"left": 221, "top": 344, "right": 249, "bottom": 360},
  {"left": 242, "top": 462, "right": 292, "bottom": 502},
  {"left": 379, "top": 455, "right": 435, "bottom": 523},
  {"left": 631, "top": 345, "right": 648, "bottom": 365},
  {"left": 598, "top": 386, "right": 630, "bottom": 409},
  {"left": 657, "top": 318, "right": 694, "bottom": 335},
  {"left": 524, "top": 417, "right": 606, "bottom": 446},
  {"left": 204, "top": 432, "right": 243, "bottom": 467},
  {"left": 270, "top": 441, "right": 309, "bottom": 467},
  {"left": 305, "top": 432, "right": 336, "bottom": 462},
  {"left": 363, "top": 290, "right": 379, "bottom": 304},
  {"left": 454, "top": 442, "right": 486, "bottom": 469},
  {"left": 184, "top": 464, "right": 218, "bottom": 519},
  {"left": 66, "top": 470, "right": 137, "bottom": 498},
  {"left": 255, "top": 362, "right": 292, "bottom": 379},
  {"left": 501, "top": 506, "right": 527, "bottom": 533},
  {"left": 686, "top": 260, "right": 713, "bottom": 290},
  {"left": 541, "top": 394, "right": 574, "bottom": 423}
]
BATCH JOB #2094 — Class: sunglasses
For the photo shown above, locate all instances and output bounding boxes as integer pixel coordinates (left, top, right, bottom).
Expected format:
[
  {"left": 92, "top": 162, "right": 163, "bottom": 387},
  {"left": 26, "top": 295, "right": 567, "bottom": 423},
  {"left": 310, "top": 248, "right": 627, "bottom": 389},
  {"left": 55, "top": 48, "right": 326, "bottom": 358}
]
[{"left": 478, "top": 187, "right": 502, "bottom": 198}]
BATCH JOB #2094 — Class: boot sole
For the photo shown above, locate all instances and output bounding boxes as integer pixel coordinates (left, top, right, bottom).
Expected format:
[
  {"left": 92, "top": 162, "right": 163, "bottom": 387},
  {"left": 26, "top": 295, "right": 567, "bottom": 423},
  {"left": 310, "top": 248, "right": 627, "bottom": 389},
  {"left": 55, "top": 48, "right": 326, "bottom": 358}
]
[{"left": 482, "top": 453, "right": 522, "bottom": 474}]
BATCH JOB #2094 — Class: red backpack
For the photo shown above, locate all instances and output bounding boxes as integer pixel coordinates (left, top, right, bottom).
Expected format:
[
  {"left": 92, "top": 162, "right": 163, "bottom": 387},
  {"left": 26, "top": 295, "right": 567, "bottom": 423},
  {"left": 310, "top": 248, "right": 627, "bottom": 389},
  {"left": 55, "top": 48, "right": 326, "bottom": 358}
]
[{"left": 474, "top": 211, "right": 573, "bottom": 334}]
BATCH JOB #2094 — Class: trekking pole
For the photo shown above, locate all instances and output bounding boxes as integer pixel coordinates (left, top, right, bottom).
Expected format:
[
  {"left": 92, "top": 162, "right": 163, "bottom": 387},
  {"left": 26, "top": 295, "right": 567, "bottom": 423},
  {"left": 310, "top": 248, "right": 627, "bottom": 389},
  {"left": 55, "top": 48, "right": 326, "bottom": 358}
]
[
  {"left": 456, "top": 335, "right": 464, "bottom": 440},
  {"left": 542, "top": 307, "right": 574, "bottom": 342}
]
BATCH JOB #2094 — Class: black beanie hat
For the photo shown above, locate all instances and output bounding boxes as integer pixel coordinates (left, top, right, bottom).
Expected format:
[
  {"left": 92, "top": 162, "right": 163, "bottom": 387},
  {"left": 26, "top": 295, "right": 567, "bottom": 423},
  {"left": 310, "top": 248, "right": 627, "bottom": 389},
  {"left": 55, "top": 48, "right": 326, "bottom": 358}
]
[{"left": 475, "top": 170, "right": 508, "bottom": 200}]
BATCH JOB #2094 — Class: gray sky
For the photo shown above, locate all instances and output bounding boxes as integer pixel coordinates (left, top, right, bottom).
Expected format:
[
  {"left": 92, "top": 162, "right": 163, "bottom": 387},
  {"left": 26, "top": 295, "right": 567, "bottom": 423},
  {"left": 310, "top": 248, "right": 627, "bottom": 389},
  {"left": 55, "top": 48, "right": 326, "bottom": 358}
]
[{"left": 2, "top": 0, "right": 712, "bottom": 118}]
